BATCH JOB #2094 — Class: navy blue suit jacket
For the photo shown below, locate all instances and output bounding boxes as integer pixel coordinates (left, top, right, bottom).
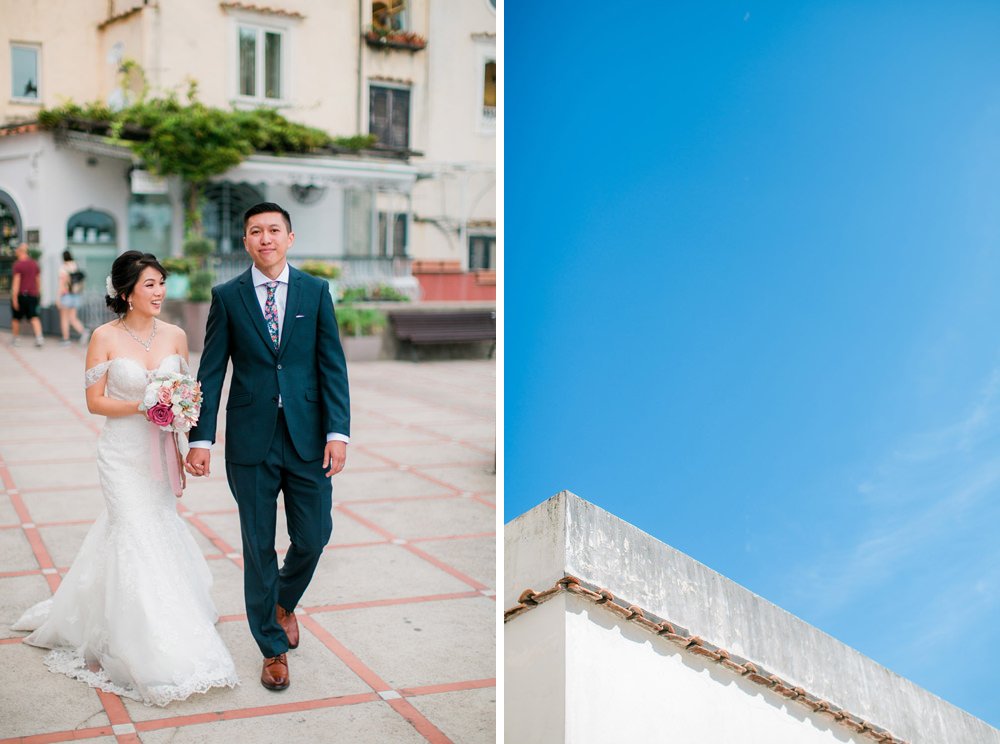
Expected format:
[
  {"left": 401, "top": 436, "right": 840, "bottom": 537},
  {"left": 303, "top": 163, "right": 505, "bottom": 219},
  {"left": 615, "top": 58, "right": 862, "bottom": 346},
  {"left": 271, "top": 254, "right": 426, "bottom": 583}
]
[{"left": 189, "top": 265, "right": 350, "bottom": 465}]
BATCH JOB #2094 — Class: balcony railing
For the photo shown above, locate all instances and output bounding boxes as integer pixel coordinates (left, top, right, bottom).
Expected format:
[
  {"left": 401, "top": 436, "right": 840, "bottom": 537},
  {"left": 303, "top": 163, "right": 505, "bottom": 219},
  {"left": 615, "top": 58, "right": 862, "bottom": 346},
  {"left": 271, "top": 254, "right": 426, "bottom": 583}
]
[{"left": 212, "top": 254, "right": 412, "bottom": 287}]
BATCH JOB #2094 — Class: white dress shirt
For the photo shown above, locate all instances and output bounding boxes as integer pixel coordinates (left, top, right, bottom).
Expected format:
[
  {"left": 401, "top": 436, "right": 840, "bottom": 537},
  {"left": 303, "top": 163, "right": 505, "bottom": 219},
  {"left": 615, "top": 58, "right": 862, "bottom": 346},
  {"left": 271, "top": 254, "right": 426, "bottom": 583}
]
[{"left": 189, "top": 263, "right": 349, "bottom": 449}]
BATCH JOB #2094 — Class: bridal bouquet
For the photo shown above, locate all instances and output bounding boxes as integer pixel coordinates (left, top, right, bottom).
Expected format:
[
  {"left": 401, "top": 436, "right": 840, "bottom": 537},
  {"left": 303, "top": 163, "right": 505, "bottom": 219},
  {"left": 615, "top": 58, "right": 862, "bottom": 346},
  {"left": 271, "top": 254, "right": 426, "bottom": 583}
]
[{"left": 140, "top": 372, "right": 202, "bottom": 433}]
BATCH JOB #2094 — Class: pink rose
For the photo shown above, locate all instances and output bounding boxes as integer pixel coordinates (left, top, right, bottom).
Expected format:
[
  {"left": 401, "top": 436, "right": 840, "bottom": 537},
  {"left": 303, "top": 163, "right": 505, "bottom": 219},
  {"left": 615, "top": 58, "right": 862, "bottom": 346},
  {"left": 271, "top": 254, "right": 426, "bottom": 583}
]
[
  {"left": 147, "top": 403, "right": 174, "bottom": 428},
  {"left": 157, "top": 386, "right": 173, "bottom": 405}
]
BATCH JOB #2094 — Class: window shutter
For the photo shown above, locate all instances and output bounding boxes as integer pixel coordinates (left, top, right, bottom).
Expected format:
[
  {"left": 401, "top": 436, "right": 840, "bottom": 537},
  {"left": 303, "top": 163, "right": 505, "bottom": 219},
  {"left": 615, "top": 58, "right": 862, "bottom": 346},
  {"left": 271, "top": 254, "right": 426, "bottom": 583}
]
[
  {"left": 389, "top": 88, "right": 410, "bottom": 149},
  {"left": 370, "top": 87, "right": 390, "bottom": 144}
]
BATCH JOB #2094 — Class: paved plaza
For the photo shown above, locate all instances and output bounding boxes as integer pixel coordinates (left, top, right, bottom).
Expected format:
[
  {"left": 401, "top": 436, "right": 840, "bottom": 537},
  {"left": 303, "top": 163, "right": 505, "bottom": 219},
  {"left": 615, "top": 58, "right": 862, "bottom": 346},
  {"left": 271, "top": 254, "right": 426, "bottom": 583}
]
[{"left": 0, "top": 334, "right": 496, "bottom": 743}]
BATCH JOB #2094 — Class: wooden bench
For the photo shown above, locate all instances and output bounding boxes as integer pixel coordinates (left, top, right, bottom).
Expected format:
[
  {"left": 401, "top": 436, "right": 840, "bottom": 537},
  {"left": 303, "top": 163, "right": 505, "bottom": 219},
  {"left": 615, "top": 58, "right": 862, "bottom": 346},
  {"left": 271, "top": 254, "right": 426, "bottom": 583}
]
[{"left": 389, "top": 310, "right": 496, "bottom": 360}]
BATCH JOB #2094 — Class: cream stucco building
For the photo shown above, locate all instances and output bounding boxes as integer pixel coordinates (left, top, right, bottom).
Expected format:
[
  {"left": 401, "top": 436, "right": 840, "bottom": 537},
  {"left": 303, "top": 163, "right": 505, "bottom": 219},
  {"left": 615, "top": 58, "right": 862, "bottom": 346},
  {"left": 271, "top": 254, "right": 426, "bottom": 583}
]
[{"left": 0, "top": 0, "right": 496, "bottom": 308}]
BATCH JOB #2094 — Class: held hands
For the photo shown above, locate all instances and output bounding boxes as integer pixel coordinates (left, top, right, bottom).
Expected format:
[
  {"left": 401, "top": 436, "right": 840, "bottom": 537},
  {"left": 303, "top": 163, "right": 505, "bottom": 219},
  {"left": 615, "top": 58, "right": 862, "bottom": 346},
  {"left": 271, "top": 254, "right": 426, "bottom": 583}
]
[
  {"left": 324, "top": 440, "right": 347, "bottom": 477},
  {"left": 183, "top": 443, "right": 343, "bottom": 477},
  {"left": 185, "top": 448, "right": 211, "bottom": 478}
]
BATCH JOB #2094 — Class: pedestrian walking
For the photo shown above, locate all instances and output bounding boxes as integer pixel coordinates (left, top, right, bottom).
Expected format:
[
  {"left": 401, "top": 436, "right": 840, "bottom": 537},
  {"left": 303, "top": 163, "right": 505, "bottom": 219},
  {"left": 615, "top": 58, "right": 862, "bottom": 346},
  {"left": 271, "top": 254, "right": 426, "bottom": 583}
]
[
  {"left": 10, "top": 242, "right": 44, "bottom": 347},
  {"left": 57, "top": 250, "right": 89, "bottom": 346}
]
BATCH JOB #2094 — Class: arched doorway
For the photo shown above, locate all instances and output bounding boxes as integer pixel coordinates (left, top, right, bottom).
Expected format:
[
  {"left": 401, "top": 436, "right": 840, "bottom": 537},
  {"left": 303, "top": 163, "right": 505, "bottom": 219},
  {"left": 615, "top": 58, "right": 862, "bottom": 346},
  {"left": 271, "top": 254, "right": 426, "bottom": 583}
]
[
  {"left": 0, "top": 189, "right": 22, "bottom": 253},
  {"left": 66, "top": 208, "right": 118, "bottom": 299}
]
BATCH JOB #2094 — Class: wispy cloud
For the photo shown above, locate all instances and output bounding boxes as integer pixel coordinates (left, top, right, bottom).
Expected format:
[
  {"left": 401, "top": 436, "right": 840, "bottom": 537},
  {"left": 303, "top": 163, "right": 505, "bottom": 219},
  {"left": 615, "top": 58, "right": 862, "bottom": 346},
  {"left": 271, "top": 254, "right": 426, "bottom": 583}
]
[{"left": 791, "top": 363, "right": 1000, "bottom": 621}]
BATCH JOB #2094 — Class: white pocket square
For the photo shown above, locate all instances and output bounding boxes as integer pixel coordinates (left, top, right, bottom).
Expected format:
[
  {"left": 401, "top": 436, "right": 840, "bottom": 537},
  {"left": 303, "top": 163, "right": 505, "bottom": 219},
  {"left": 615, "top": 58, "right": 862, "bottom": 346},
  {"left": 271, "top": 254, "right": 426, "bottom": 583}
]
[{"left": 295, "top": 314, "right": 306, "bottom": 318}]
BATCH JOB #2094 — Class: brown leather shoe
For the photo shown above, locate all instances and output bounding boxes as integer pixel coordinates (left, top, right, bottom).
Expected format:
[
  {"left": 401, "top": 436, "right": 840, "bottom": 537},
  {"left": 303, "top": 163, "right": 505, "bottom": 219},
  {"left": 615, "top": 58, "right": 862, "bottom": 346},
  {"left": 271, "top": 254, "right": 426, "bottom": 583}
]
[
  {"left": 276, "top": 604, "right": 300, "bottom": 649},
  {"left": 261, "top": 653, "right": 289, "bottom": 690}
]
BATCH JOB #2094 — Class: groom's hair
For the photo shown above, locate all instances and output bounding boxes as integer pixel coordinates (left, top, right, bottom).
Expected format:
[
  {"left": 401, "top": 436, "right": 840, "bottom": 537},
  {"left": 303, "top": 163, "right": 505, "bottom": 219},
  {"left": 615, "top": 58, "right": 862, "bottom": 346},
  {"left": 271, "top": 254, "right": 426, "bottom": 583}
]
[{"left": 243, "top": 202, "right": 292, "bottom": 234}]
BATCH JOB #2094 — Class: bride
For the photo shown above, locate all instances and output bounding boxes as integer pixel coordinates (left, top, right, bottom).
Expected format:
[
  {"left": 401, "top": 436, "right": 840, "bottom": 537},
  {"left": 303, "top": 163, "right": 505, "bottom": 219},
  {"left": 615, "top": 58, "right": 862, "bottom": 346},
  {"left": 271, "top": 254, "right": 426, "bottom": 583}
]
[{"left": 12, "top": 250, "right": 239, "bottom": 706}]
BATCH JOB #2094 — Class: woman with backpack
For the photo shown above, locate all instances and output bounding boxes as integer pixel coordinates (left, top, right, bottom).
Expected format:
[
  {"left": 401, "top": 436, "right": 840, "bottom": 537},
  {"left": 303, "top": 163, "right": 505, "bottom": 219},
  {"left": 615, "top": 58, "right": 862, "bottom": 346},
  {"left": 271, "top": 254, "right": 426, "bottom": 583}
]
[{"left": 58, "top": 250, "right": 89, "bottom": 346}]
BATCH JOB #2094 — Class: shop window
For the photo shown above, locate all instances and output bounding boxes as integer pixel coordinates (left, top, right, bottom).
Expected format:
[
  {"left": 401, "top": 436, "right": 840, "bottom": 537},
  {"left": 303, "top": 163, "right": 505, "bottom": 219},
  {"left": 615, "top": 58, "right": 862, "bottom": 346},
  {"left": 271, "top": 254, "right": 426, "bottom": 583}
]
[{"left": 67, "top": 209, "right": 116, "bottom": 245}]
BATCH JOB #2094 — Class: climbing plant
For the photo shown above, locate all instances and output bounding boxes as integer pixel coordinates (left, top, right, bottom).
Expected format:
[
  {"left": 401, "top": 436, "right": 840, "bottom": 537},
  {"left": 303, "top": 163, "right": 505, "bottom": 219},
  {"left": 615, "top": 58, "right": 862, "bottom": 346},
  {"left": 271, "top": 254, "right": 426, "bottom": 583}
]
[{"left": 37, "top": 73, "right": 376, "bottom": 235}]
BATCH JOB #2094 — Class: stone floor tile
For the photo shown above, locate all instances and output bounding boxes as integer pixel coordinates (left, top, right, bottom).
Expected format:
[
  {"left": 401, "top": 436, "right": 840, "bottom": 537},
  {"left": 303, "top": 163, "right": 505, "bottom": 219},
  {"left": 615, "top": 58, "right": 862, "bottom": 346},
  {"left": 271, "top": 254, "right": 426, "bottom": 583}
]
[
  {"left": 8, "top": 461, "right": 101, "bottom": 491},
  {"left": 369, "top": 441, "right": 494, "bottom": 468},
  {"left": 136, "top": 701, "right": 426, "bottom": 744},
  {"left": 348, "top": 423, "right": 443, "bottom": 445},
  {"left": 1, "top": 573, "right": 51, "bottom": 635},
  {"left": 333, "top": 468, "right": 456, "bottom": 501},
  {"left": 19, "top": 486, "right": 104, "bottom": 524},
  {"left": 313, "top": 597, "right": 495, "bottom": 689},
  {"left": 0, "top": 642, "right": 111, "bottom": 737},
  {"left": 416, "top": 464, "right": 496, "bottom": 493},
  {"left": 413, "top": 536, "right": 496, "bottom": 590},
  {"left": 0, "top": 437, "right": 99, "bottom": 463},
  {"left": 36, "top": 522, "right": 92, "bottom": 568},
  {"left": 0, "top": 494, "right": 18, "bottom": 524},
  {"left": 0, "top": 527, "right": 39, "bottom": 572},
  {"left": 408, "top": 687, "right": 497, "bottom": 744},
  {"left": 345, "top": 498, "right": 494, "bottom": 541},
  {"left": 300, "top": 544, "right": 472, "bottom": 607},
  {"left": 206, "top": 558, "right": 247, "bottom": 617},
  {"left": 2, "top": 419, "right": 97, "bottom": 440},
  {"left": 123, "top": 622, "right": 373, "bottom": 722}
]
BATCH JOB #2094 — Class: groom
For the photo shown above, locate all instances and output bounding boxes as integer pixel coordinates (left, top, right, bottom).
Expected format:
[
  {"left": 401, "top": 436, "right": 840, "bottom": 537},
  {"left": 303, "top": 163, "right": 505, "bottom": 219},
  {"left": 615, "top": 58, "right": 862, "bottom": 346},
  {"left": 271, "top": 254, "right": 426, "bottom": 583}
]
[{"left": 185, "top": 202, "right": 350, "bottom": 691}]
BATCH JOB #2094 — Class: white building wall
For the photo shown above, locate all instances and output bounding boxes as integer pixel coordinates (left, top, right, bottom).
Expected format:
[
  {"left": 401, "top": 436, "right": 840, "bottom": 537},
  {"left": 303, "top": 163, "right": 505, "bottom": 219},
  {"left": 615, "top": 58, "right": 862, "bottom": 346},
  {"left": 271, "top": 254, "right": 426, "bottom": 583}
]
[
  {"left": 564, "top": 595, "right": 869, "bottom": 744},
  {"left": 505, "top": 594, "right": 567, "bottom": 744},
  {"left": 505, "top": 492, "right": 1000, "bottom": 744}
]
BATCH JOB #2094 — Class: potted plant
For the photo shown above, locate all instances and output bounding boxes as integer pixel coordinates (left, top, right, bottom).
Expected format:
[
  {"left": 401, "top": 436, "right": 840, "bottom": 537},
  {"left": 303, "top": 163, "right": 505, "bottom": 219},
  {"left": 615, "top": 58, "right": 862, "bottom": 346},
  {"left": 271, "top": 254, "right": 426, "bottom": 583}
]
[
  {"left": 363, "top": 28, "right": 428, "bottom": 51},
  {"left": 299, "top": 260, "right": 342, "bottom": 303},
  {"left": 161, "top": 257, "right": 194, "bottom": 300},
  {"left": 336, "top": 305, "right": 386, "bottom": 362},
  {"left": 180, "top": 235, "right": 215, "bottom": 352}
]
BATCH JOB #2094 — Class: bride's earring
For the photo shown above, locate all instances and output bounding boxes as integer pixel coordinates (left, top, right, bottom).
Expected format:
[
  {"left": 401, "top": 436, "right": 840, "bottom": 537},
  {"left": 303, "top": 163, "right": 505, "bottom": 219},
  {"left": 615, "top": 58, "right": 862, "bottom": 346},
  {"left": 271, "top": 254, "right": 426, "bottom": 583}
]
[{"left": 128, "top": 300, "right": 133, "bottom": 311}]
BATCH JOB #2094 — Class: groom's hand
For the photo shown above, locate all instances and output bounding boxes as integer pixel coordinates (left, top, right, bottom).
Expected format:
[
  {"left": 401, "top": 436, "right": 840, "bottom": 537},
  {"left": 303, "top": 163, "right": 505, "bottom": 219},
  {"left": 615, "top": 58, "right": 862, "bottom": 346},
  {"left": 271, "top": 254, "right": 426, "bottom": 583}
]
[
  {"left": 323, "top": 440, "right": 347, "bottom": 477},
  {"left": 185, "top": 448, "right": 211, "bottom": 477}
]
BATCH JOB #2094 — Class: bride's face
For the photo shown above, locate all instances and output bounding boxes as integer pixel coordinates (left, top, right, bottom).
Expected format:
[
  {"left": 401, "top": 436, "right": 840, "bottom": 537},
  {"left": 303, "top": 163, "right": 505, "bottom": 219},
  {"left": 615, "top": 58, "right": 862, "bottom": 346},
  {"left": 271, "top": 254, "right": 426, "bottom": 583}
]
[{"left": 127, "top": 267, "right": 166, "bottom": 317}]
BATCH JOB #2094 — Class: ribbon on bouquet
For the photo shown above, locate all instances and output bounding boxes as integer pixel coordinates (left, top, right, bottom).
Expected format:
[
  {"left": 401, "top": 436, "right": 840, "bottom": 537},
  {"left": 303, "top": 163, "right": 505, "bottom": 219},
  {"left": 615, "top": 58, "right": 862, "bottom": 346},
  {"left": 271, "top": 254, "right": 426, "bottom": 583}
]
[{"left": 149, "top": 426, "right": 186, "bottom": 498}]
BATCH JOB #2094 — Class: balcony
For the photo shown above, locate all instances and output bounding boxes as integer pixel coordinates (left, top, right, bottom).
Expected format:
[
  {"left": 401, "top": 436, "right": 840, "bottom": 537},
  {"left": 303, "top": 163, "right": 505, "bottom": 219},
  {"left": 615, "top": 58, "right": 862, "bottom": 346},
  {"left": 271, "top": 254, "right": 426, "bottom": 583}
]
[{"left": 363, "top": 29, "right": 427, "bottom": 52}]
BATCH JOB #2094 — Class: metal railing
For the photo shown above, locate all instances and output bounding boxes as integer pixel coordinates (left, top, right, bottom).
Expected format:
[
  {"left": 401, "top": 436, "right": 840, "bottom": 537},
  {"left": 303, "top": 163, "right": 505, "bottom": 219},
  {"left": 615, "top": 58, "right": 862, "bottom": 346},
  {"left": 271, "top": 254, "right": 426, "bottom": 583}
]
[{"left": 212, "top": 254, "right": 412, "bottom": 286}]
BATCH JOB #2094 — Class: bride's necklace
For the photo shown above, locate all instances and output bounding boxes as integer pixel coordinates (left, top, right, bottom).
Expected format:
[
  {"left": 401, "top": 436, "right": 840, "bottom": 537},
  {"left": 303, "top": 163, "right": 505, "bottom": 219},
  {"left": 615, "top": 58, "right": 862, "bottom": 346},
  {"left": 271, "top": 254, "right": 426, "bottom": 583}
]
[{"left": 121, "top": 318, "right": 157, "bottom": 352}]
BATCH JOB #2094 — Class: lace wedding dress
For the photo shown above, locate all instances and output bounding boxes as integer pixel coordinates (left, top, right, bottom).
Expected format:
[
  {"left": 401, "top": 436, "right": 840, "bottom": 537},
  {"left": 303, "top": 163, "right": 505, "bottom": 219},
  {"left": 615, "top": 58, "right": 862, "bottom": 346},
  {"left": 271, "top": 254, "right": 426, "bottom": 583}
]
[{"left": 12, "top": 354, "right": 239, "bottom": 706}]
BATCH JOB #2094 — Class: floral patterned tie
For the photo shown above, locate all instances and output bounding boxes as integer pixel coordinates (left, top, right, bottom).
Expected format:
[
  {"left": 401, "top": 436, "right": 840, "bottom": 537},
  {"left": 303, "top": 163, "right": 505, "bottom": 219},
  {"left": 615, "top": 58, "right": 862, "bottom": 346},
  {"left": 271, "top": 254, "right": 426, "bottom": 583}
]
[{"left": 264, "top": 281, "right": 279, "bottom": 349}]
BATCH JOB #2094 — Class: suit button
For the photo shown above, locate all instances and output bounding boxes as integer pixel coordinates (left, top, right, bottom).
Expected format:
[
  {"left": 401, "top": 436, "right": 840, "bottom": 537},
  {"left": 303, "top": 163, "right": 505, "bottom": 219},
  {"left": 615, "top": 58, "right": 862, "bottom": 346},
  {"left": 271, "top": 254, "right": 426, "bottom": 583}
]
[
  {"left": 272, "top": 396, "right": 279, "bottom": 403},
  {"left": 277, "top": 364, "right": 283, "bottom": 370}
]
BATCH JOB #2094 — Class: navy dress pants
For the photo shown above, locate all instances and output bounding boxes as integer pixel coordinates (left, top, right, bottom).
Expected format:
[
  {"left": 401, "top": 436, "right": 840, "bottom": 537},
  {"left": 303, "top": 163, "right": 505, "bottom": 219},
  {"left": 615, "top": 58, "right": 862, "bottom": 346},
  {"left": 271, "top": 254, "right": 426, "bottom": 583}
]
[{"left": 226, "top": 411, "right": 333, "bottom": 657}]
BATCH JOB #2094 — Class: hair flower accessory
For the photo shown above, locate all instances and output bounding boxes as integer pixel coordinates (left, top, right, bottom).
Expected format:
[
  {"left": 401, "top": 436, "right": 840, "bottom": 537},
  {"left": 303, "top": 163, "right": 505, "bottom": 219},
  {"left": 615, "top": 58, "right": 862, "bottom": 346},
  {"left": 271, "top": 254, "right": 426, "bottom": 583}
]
[{"left": 105, "top": 275, "right": 115, "bottom": 299}]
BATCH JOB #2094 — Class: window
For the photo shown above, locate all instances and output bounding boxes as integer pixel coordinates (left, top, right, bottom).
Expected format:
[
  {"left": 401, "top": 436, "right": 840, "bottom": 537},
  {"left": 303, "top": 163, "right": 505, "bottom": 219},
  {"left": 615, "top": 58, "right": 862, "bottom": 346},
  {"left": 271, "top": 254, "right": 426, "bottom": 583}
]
[
  {"left": 483, "top": 60, "right": 496, "bottom": 123},
  {"left": 67, "top": 210, "right": 116, "bottom": 245},
  {"left": 128, "top": 195, "right": 172, "bottom": 258},
  {"left": 11, "top": 44, "right": 39, "bottom": 101},
  {"left": 369, "top": 85, "right": 411, "bottom": 149},
  {"left": 372, "top": 0, "right": 407, "bottom": 31},
  {"left": 377, "top": 212, "right": 408, "bottom": 258},
  {"left": 237, "top": 25, "right": 283, "bottom": 101},
  {"left": 469, "top": 235, "right": 495, "bottom": 270}
]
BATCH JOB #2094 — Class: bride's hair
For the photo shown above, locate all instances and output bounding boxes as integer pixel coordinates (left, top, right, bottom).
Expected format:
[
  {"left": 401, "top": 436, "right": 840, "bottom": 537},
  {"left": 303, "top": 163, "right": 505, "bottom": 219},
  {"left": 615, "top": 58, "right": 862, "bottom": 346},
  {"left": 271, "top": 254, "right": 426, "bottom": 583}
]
[{"left": 107, "top": 250, "right": 167, "bottom": 315}]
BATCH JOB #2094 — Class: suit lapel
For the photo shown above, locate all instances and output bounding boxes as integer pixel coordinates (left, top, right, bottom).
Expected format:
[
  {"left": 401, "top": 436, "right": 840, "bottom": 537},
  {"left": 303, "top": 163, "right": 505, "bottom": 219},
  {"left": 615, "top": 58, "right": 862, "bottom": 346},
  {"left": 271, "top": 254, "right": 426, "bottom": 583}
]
[
  {"left": 277, "top": 268, "right": 303, "bottom": 360},
  {"left": 238, "top": 269, "right": 278, "bottom": 354}
]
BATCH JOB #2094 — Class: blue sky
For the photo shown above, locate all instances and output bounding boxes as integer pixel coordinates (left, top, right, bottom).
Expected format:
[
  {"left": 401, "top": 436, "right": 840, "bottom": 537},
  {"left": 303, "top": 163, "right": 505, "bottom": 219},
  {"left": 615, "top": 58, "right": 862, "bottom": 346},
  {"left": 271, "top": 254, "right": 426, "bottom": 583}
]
[{"left": 504, "top": 1, "right": 1000, "bottom": 727}]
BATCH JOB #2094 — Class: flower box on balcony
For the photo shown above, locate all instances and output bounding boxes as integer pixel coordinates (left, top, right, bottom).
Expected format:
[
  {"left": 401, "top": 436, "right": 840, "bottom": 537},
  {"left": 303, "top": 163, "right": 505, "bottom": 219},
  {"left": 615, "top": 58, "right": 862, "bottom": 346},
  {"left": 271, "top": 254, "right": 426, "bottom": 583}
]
[{"left": 364, "top": 30, "right": 428, "bottom": 52}]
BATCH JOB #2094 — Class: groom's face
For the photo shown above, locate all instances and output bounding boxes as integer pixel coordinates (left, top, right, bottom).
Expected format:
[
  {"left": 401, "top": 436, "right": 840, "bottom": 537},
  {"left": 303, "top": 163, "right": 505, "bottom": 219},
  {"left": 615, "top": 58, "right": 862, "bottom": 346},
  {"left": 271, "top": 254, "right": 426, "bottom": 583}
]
[{"left": 244, "top": 212, "right": 294, "bottom": 278}]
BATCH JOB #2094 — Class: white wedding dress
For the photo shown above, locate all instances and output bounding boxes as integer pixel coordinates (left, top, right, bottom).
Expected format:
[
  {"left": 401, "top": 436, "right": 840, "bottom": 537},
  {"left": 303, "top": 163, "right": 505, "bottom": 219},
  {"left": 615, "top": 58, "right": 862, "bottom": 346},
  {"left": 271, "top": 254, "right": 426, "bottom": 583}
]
[{"left": 12, "top": 354, "right": 239, "bottom": 706}]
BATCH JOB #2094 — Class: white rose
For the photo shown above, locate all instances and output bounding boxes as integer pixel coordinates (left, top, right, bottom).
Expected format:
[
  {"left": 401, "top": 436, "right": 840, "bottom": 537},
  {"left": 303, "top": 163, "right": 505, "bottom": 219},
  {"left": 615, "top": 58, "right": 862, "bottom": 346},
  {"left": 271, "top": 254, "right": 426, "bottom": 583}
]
[{"left": 142, "top": 387, "right": 159, "bottom": 409}]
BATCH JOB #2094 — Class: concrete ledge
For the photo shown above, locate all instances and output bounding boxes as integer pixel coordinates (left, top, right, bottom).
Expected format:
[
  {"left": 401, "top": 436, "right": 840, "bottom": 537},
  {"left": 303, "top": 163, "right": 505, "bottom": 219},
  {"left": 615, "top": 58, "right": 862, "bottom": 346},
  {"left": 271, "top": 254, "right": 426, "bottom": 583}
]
[{"left": 505, "top": 491, "right": 1000, "bottom": 744}]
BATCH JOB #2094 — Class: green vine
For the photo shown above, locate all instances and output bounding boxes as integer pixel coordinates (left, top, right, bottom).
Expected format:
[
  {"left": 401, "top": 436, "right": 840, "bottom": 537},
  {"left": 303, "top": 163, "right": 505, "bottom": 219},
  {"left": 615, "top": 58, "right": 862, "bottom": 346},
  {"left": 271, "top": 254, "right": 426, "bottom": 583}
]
[{"left": 37, "top": 66, "right": 378, "bottom": 236}]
